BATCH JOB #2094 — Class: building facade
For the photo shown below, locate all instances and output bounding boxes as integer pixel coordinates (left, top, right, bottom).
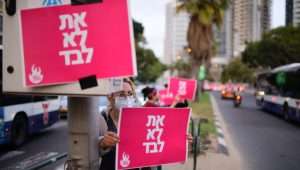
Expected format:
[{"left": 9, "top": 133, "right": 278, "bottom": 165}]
[
  {"left": 212, "top": 5, "right": 233, "bottom": 65},
  {"left": 294, "top": 0, "right": 300, "bottom": 26},
  {"left": 164, "top": 0, "right": 190, "bottom": 65},
  {"left": 286, "top": 0, "right": 294, "bottom": 25},
  {"left": 231, "top": 0, "right": 271, "bottom": 57}
]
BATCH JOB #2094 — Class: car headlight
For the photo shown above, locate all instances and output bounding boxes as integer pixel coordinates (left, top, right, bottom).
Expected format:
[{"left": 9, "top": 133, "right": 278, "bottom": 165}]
[{"left": 258, "top": 91, "right": 265, "bottom": 96}]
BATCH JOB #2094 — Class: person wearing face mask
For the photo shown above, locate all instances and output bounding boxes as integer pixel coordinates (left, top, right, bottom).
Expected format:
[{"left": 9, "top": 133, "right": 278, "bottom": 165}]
[{"left": 98, "top": 78, "right": 141, "bottom": 170}]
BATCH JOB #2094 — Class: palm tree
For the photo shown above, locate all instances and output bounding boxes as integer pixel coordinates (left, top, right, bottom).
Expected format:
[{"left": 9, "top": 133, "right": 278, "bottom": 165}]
[{"left": 177, "top": 0, "right": 229, "bottom": 75}]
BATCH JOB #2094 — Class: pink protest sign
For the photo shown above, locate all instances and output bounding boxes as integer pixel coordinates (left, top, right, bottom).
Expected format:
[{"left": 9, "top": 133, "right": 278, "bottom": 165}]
[
  {"left": 117, "top": 107, "right": 191, "bottom": 170},
  {"left": 20, "top": 1, "right": 136, "bottom": 87},
  {"left": 158, "top": 89, "right": 175, "bottom": 106},
  {"left": 168, "top": 77, "right": 197, "bottom": 101}
]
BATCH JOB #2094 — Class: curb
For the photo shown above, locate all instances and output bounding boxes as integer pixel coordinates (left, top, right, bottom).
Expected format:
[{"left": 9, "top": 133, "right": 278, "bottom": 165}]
[{"left": 210, "top": 95, "right": 229, "bottom": 155}]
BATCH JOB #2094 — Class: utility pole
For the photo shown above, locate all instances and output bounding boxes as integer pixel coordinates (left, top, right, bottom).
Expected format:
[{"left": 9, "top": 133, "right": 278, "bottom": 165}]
[{"left": 67, "top": 97, "right": 100, "bottom": 170}]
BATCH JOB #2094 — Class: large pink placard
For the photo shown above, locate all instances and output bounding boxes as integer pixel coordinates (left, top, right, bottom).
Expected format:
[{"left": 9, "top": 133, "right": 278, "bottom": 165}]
[
  {"left": 168, "top": 77, "right": 197, "bottom": 101},
  {"left": 21, "top": 1, "right": 136, "bottom": 87},
  {"left": 117, "top": 107, "right": 191, "bottom": 169}
]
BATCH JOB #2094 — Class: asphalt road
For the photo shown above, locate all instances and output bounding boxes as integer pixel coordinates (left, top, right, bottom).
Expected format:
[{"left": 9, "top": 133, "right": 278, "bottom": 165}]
[
  {"left": 213, "top": 92, "right": 300, "bottom": 170},
  {"left": 0, "top": 120, "right": 68, "bottom": 170}
]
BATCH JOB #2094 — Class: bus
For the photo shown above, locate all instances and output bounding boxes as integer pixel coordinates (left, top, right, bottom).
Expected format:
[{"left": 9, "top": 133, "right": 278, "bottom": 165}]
[
  {"left": 0, "top": 46, "right": 60, "bottom": 146},
  {"left": 255, "top": 63, "right": 300, "bottom": 122},
  {"left": 0, "top": 94, "right": 60, "bottom": 146}
]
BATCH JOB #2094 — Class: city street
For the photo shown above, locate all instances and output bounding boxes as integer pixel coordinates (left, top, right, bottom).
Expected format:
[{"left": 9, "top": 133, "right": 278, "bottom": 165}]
[
  {"left": 0, "top": 121, "right": 68, "bottom": 170},
  {"left": 213, "top": 92, "right": 300, "bottom": 170},
  {"left": 1, "top": 92, "right": 300, "bottom": 170}
]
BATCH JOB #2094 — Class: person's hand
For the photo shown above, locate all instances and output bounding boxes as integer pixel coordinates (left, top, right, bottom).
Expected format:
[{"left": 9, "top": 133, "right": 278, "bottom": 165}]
[
  {"left": 171, "top": 95, "right": 181, "bottom": 108},
  {"left": 100, "top": 131, "right": 120, "bottom": 149},
  {"left": 187, "top": 133, "right": 193, "bottom": 144},
  {"left": 174, "top": 95, "right": 181, "bottom": 103}
]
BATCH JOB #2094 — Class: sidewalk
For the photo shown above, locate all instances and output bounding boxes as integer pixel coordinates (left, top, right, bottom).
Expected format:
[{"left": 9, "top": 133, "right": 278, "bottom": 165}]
[{"left": 163, "top": 94, "right": 242, "bottom": 170}]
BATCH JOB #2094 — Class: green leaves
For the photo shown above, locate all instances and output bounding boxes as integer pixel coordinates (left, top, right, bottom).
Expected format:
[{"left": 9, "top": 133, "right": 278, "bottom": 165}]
[
  {"left": 136, "top": 47, "right": 166, "bottom": 83},
  {"left": 177, "top": 0, "right": 229, "bottom": 26},
  {"left": 242, "top": 26, "right": 300, "bottom": 68},
  {"left": 133, "top": 20, "right": 166, "bottom": 83},
  {"left": 221, "top": 58, "right": 254, "bottom": 83}
]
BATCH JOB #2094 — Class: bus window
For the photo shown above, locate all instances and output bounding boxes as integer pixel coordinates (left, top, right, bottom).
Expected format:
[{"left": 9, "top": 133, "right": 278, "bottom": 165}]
[
  {"left": 0, "top": 94, "right": 33, "bottom": 106},
  {"left": 33, "top": 96, "right": 46, "bottom": 102}
]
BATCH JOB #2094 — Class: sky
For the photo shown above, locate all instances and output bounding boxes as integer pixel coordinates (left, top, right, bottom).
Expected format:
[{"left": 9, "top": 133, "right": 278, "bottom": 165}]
[{"left": 130, "top": 0, "right": 286, "bottom": 59}]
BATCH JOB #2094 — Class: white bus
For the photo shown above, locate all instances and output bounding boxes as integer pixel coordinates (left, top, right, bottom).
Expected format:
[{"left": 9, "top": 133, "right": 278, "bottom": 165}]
[
  {"left": 256, "top": 63, "right": 300, "bottom": 122},
  {"left": 0, "top": 93, "right": 60, "bottom": 146}
]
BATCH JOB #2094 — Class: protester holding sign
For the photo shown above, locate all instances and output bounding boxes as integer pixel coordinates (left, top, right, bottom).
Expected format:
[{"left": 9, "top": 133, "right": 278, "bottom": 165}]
[
  {"left": 142, "top": 86, "right": 179, "bottom": 108},
  {"left": 98, "top": 78, "right": 139, "bottom": 170},
  {"left": 142, "top": 87, "right": 160, "bottom": 107}
]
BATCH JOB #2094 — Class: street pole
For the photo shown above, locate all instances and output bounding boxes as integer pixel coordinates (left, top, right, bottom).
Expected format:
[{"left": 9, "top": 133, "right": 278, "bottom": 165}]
[{"left": 67, "top": 97, "right": 100, "bottom": 170}]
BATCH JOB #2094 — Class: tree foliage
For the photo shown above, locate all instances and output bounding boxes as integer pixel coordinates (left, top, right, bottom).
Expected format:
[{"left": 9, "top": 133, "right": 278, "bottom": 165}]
[
  {"left": 221, "top": 58, "right": 254, "bottom": 83},
  {"left": 170, "top": 59, "right": 192, "bottom": 78},
  {"left": 136, "top": 47, "right": 167, "bottom": 83},
  {"left": 133, "top": 20, "right": 166, "bottom": 83},
  {"left": 242, "top": 26, "right": 300, "bottom": 68},
  {"left": 177, "top": 0, "right": 229, "bottom": 69}
]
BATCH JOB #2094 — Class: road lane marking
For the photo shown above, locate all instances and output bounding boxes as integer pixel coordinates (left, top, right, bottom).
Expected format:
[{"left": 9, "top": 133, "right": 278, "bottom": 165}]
[
  {"left": 211, "top": 95, "right": 229, "bottom": 155},
  {"left": 217, "top": 127, "right": 224, "bottom": 134},
  {"left": 0, "top": 150, "right": 25, "bottom": 162},
  {"left": 4, "top": 152, "right": 58, "bottom": 170}
]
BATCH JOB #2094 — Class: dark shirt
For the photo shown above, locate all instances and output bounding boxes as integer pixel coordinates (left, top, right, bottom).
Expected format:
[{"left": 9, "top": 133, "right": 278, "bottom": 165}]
[
  {"left": 100, "top": 114, "right": 151, "bottom": 170},
  {"left": 144, "top": 101, "right": 160, "bottom": 107},
  {"left": 100, "top": 114, "right": 117, "bottom": 170}
]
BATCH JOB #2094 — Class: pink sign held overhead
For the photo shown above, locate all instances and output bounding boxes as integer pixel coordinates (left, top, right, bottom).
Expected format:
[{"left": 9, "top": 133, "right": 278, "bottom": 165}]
[
  {"left": 117, "top": 107, "right": 191, "bottom": 170},
  {"left": 20, "top": 1, "right": 136, "bottom": 87},
  {"left": 158, "top": 89, "right": 175, "bottom": 106},
  {"left": 168, "top": 77, "right": 197, "bottom": 101}
]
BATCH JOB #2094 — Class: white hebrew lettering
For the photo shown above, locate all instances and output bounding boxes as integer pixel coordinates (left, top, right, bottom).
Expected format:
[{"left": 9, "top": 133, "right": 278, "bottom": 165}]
[
  {"left": 59, "top": 12, "right": 94, "bottom": 66},
  {"left": 59, "top": 14, "right": 74, "bottom": 30}
]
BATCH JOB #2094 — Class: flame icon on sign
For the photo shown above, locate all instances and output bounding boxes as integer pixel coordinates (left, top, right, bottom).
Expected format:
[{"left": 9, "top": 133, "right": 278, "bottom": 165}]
[
  {"left": 120, "top": 152, "right": 130, "bottom": 168},
  {"left": 29, "top": 65, "right": 44, "bottom": 84}
]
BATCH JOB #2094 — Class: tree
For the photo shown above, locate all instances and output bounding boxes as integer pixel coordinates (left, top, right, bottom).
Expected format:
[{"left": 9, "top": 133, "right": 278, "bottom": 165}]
[
  {"left": 133, "top": 20, "right": 166, "bottom": 83},
  {"left": 136, "top": 47, "right": 167, "bottom": 83},
  {"left": 177, "top": 0, "right": 229, "bottom": 75},
  {"left": 133, "top": 19, "right": 145, "bottom": 46},
  {"left": 170, "top": 59, "right": 192, "bottom": 78},
  {"left": 242, "top": 26, "right": 300, "bottom": 68},
  {"left": 221, "top": 58, "right": 254, "bottom": 83}
]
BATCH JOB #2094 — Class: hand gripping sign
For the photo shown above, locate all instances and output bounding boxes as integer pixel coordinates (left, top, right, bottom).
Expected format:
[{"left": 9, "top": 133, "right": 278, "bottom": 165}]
[
  {"left": 20, "top": 0, "right": 136, "bottom": 87},
  {"left": 168, "top": 77, "right": 197, "bottom": 101},
  {"left": 117, "top": 108, "right": 191, "bottom": 169}
]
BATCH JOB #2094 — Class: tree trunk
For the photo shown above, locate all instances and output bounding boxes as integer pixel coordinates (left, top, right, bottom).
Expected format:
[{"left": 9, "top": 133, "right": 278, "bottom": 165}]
[{"left": 187, "top": 15, "right": 213, "bottom": 79}]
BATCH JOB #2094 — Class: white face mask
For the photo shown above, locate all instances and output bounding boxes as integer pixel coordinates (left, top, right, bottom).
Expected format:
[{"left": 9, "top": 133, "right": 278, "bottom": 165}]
[{"left": 115, "top": 96, "right": 137, "bottom": 111}]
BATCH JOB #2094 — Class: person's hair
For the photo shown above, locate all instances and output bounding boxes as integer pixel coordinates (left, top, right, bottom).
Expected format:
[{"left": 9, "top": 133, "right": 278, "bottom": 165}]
[
  {"left": 123, "top": 78, "right": 136, "bottom": 96},
  {"left": 107, "top": 78, "right": 136, "bottom": 113},
  {"left": 142, "top": 86, "right": 156, "bottom": 100},
  {"left": 164, "top": 83, "right": 168, "bottom": 89},
  {"left": 174, "top": 100, "right": 189, "bottom": 108}
]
